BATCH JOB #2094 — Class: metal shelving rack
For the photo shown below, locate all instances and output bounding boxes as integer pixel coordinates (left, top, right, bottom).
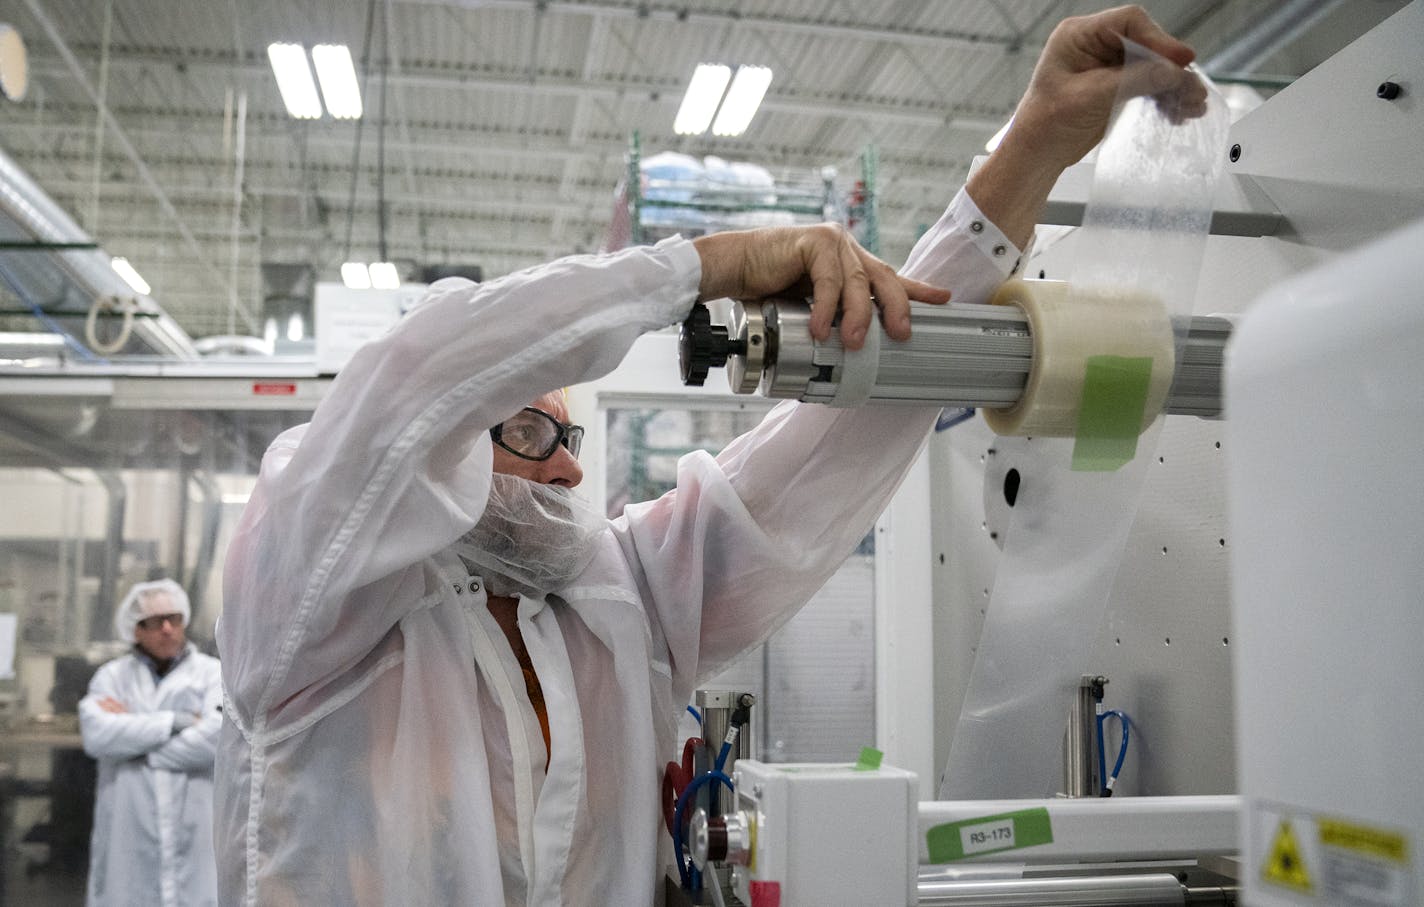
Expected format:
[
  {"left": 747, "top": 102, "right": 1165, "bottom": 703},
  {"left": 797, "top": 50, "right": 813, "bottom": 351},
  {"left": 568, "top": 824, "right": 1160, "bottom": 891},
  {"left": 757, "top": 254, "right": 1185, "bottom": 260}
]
[{"left": 606, "top": 132, "right": 880, "bottom": 255}]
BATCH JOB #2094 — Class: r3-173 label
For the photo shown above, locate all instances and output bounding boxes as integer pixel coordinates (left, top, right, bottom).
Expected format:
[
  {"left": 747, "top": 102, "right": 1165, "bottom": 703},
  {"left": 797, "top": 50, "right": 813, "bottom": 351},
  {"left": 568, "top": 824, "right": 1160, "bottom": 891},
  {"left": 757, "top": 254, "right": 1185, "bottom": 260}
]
[{"left": 960, "top": 818, "right": 1016, "bottom": 855}]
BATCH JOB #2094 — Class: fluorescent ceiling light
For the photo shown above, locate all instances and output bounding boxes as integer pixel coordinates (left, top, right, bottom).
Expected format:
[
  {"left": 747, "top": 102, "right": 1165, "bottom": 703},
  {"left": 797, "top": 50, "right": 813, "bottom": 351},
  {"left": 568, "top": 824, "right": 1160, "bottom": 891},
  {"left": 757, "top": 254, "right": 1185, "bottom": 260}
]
[
  {"left": 341, "top": 261, "right": 373, "bottom": 289},
  {"left": 985, "top": 117, "right": 1013, "bottom": 153},
  {"left": 368, "top": 261, "right": 400, "bottom": 289},
  {"left": 0, "top": 332, "right": 65, "bottom": 347},
  {"left": 712, "top": 65, "right": 773, "bottom": 137},
  {"left": 311, "top": 44, "right": 362, "bottom": 119},
  {"left": 343, "top": 261, "right": 399, "bottom": 289},
  {"left": 110, "top": 257, "right": 151, "bottom": 295},
  {"left": 674, "top": 64, "right": 732, "bottom": 136},
  {"left": 267, "top": 42, "right": 323, "bottom": 119}
]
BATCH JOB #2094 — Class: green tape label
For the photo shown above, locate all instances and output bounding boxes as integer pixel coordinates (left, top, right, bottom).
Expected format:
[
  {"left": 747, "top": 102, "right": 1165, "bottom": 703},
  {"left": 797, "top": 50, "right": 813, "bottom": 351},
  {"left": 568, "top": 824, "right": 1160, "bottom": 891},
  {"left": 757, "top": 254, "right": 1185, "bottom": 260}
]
[
  {"left": 854, "top": 746, "right": 884, "bottom": 771},
  {"left": 925, "top": 807, "right": 1054, "bottom": 862},
  {"left": 1072, "top": 355, "right": 1154, "bottom": 472}
]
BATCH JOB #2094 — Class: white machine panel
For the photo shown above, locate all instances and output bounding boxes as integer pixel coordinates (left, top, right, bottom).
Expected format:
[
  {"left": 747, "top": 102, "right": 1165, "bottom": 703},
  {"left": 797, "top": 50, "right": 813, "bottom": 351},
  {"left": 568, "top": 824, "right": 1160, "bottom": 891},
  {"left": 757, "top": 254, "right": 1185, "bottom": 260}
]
[
  {"left": 313, "top": 281, "right": 428, "bottom": 374},
  {"left": 1226, "top": 217, "right": 1424, "bottom": 906}
]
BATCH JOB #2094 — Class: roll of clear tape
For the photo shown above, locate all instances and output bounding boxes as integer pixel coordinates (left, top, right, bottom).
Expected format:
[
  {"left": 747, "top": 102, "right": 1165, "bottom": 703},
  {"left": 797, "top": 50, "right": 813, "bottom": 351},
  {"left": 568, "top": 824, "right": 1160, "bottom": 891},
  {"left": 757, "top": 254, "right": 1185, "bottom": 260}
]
[{"left": 981, "top": 279, "right": 1175, "bottom": 437}]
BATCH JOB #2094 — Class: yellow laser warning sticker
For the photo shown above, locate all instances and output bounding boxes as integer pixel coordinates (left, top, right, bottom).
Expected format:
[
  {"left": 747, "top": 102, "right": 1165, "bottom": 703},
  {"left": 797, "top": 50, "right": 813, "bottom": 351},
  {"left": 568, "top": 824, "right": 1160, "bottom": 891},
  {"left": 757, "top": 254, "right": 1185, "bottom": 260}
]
[
  {"left": 1254, "top": 802, "right": 1416, "bottom": 904},
  {"left": 1317, "top": 817, "right": 1414, "bottom": 905},
  {"left": 1319, "top": 818, "right": 1408, "bottom": 865},
  {"left": 1263, "top": 819, "right": 1314, "bottom": 893}
]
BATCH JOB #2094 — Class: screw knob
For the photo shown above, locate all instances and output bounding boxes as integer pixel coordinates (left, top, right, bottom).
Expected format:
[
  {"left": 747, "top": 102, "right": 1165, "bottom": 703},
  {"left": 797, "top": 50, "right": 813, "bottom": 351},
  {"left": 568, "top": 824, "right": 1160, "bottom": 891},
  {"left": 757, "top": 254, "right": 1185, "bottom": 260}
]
[{"left": 679, "top": 302, "right": 744, "bottom": 385}]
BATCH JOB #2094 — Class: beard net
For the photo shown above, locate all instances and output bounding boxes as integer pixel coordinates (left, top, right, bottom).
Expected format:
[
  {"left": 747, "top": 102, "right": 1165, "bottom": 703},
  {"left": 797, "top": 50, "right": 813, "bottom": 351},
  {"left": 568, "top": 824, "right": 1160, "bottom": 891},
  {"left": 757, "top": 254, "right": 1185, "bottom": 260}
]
[{"left": 453, "top": 473, "right": 607, "bottom": 598}]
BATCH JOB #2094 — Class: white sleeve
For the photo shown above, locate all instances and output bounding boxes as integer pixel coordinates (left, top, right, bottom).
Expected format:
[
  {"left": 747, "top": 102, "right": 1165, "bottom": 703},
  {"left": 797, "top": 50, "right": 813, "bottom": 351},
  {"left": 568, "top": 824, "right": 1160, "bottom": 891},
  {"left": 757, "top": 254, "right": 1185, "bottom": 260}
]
[
  {"left": 221, "top": 239, "right": 702, "bottom": 723},
  {"left": 622, "top": 187, "right": 1026, "bottom": 690},
  {"left": 80, "top": 662, "right": 172, "bottom": 761},
  {"left": 147, "top": 657, "right": 224, "bottom": 772}
]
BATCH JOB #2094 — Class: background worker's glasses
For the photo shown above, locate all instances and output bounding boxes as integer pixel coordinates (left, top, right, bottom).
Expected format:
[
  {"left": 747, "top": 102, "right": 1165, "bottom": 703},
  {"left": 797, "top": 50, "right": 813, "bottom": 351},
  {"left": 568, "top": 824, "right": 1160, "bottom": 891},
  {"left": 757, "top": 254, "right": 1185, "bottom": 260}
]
[{"left": 136, "top": 613, "right": 185, "bottom": 631}]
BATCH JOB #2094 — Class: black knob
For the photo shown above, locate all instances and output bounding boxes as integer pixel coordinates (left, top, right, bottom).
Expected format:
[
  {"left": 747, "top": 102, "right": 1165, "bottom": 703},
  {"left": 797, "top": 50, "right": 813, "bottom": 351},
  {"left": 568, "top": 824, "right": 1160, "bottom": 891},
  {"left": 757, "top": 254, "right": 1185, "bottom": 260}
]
[
  {"left": 678, "top": 302, "right": 744, "bottom": 386},
  {"left": 1378, "top": 81, "right": 1402, "bottom": 100}
]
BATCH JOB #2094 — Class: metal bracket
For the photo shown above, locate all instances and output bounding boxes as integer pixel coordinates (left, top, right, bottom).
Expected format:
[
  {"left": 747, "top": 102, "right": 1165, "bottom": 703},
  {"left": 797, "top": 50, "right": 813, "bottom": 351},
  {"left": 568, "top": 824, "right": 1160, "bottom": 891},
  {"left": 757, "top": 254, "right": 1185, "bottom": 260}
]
[{"left": 1038, "top": 160, "right": 1284, "bottom": 237}]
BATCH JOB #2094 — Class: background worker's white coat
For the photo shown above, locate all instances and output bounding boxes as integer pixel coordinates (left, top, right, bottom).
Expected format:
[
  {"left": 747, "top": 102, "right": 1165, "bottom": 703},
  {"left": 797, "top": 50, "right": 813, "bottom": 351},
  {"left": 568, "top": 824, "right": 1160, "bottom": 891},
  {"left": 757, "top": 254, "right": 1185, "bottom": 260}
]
[
  {"left": 215, "top": 188, "right": 1021, "bottom": 906},
  {"left": 79, "top": 642, "right": 223, "bottom": 906}
]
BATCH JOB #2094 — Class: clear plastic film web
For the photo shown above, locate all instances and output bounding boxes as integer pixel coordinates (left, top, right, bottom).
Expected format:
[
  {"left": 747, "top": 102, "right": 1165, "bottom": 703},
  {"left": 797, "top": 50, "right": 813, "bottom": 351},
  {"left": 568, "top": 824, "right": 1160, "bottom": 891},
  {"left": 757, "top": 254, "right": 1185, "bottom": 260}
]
[{"left": 939, "top": 41, "right": 1229, "bottom": 800}]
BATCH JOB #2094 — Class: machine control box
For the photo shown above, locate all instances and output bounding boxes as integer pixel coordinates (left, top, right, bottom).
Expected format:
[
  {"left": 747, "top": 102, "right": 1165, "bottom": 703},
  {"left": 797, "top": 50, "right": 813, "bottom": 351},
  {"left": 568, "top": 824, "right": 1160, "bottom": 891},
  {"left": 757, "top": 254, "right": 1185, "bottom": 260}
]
[{"left": 729, "top": 759, "right": 917, "bottom": 907}]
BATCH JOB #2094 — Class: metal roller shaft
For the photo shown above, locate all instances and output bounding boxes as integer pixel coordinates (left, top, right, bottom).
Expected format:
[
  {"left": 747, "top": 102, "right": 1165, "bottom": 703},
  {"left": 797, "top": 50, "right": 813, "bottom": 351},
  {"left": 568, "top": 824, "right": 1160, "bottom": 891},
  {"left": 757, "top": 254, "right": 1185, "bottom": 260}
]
[
  {"left": 916, "top": 872, "right": 1236, "bottom": 906},
  {"left": 679, "top": 297, "right": 1231, "bottom": 418}
]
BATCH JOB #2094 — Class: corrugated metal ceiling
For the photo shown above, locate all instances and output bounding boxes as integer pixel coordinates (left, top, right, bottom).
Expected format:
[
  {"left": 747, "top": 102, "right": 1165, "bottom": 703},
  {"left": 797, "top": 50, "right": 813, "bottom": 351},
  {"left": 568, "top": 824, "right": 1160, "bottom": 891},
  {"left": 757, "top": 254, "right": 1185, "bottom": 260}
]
[{"left": 0, "top": 0, "right": 1408, "bottom": 339}]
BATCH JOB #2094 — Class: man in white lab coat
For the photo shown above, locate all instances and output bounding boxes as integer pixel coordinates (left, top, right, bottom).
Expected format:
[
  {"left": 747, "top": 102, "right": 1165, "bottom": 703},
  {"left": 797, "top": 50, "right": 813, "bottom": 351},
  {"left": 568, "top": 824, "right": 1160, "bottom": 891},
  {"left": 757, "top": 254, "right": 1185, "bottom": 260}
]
[
  {"left": 79, "top": 578, "right": 223, "bottom": 906},
  {"left": 215, "top": 7, "right": 1204, "bottom": 905}
]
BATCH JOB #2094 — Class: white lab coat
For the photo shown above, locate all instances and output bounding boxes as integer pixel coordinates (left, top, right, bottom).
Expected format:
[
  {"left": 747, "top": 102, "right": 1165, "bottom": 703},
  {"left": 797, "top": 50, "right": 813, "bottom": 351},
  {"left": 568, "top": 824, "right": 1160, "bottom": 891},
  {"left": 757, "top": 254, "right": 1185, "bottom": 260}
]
[
  {"left": 79, "top": 643, "right": 223, "bottom": 906},
  {"left": 215, "top": 188, "right": 1022, "bottom": 906}
]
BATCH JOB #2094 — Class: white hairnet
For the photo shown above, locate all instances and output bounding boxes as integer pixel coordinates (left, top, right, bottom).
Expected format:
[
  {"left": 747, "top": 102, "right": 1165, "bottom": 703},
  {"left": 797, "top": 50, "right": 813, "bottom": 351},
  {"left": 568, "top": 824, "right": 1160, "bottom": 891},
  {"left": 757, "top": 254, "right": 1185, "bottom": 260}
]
[{"left": 113, "top": 578, "right": 191, "bottom": 643}]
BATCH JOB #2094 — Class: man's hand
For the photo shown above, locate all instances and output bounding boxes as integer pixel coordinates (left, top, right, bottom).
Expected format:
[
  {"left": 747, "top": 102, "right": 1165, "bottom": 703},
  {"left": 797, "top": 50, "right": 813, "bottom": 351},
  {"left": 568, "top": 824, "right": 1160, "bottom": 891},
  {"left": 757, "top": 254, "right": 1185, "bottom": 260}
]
[
  {"left": 1014, "top": 4, "right": 1205, "bottom": 172},
  {"left": 969, "top": 5, "right": 1206, "bottom": 248},
  {"left": 693, "top": 223, "right": 952, "bottom": 351},
  {"left": 171, "top": 710, "right": 200, "bottom": 735},
  {"left": 97, "top": 696, "right": 128, "bottom": 714}
]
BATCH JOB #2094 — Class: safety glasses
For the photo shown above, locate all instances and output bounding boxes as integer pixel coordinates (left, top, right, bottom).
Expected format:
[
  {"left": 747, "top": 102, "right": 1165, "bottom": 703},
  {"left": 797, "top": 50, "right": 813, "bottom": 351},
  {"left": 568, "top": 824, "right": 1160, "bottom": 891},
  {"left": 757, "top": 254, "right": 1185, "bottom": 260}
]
[
  {"left": 490, "top": 406, "right": 584, "bottom": 461},
  {"left": 136, "top": 613, "right": 185, "bottom": 631}
]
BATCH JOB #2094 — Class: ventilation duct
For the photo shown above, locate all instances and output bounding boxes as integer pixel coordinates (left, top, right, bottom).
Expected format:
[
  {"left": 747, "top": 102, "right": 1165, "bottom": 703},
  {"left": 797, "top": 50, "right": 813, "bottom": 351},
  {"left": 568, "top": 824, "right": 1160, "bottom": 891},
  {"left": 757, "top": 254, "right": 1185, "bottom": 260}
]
[
  {"left": 0, "top": 145, "right": 197, "bottom": 359},
  {"left": 419, "top": 264, "right": 483, "bottom": 284},
  {"left": 260, "top": 262, "right": 315, "bottom": 354}
]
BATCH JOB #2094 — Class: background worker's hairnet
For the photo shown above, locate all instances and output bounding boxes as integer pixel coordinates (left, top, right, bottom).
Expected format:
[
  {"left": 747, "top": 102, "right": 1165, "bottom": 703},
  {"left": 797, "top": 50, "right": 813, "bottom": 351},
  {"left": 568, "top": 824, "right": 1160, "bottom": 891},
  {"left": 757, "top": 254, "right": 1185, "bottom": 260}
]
[{"left": 113, "top": 578, "right": 190, "bottom": 643}]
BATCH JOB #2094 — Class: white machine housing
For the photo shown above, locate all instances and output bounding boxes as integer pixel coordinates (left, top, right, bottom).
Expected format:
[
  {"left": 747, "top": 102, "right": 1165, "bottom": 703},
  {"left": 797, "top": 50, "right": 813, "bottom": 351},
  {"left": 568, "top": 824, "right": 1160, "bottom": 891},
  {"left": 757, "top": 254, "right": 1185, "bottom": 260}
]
[
  {"left": 729, "top": 759, "right": 917, "bottom": 907},
  {"left": 935, "top": 0, "right": 1424, "bottom": 808},
  {"left": 1226, "top": 218, "right": 1424, "bottom": 905}
]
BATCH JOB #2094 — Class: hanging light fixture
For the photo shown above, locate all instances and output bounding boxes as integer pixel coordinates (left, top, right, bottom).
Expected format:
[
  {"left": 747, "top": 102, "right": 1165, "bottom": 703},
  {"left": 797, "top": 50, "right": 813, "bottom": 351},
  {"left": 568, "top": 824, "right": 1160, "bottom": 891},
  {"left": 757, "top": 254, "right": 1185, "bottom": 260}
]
[
  {"left": 311, "top": 44, "right": 363, "bottom": 119},
  {"left": 674, "top": 64, "right": 773, "bottom": 137},
  {"left": 0, "top": 22, "right": 29, "bottom": 101},
  {"left": 110, "top": 256, "right": 151, "bottom": 295},
  {"left": 712, "top": 66, "right": 773, "bottom": 137},
  {"left": 674, "top": 64, "right": 732, "bottom": 135},
  {"left": 267, "top": 43, "right": 323, "bottom": 119},
  {"left": 340, "top": 261, "right": 372, "bottom": 289},
  {"left": 268, "top": 42, "right": 363, "bottom": 120},
  {"left": 367, "top": 262, "right": 400, "bottom": 289}
]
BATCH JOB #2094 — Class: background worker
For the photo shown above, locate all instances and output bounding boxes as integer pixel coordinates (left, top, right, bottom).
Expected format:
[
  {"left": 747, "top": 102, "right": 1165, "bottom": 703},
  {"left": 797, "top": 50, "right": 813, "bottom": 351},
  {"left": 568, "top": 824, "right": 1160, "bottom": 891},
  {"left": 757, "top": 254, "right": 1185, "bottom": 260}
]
[{"left": 79, "top": 578, "right": 222, "bottom": 907}]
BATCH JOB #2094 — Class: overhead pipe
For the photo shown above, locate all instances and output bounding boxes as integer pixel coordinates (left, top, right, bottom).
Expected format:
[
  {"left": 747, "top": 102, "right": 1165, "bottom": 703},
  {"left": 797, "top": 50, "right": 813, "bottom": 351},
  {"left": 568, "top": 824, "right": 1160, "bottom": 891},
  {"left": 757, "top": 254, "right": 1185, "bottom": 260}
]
[
  {"left": 0, "top": 144, "right": 199, "bottom": 359},
  {"left": 1201, "top": 0, "right": 1346, "bottom": 77},
  {"left": 92, "top": 470, "right": 126, "bottom": 643}
]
